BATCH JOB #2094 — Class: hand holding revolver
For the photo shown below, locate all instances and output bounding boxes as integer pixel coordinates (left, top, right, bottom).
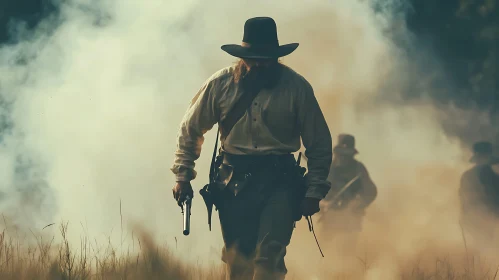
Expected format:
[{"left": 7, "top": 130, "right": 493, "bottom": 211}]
[{"left": 172, "top": 181, "right": 194, "bottom": 207}]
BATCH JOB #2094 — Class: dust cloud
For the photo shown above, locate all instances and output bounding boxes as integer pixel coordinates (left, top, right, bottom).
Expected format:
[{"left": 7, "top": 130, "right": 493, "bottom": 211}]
[{"left": 0, "top": 0, "right": 494, "bottom": 278}]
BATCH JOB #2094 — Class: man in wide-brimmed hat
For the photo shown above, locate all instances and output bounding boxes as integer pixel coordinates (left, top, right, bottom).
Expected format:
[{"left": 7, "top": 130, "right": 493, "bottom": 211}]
[
  {"left": 171, "top": 17, "right": 332, "bottom": 279},
  {"left": 319, "top": 134, "right": 377, "bottom": 253},
  {"left": 459, "top": 141, "right": 499, "bottom": 246}
]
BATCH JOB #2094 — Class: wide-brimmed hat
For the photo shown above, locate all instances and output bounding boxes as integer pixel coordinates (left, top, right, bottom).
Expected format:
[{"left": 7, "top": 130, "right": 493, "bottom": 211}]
[
  {"left": 333, "top": 134, "right": 358, "bottom": 155},
  {"left": 221, "top": 17, "right": 299, "bottom": 59},
  {"left": 470, "top": 141, "right": 496, "bottom": 163}
]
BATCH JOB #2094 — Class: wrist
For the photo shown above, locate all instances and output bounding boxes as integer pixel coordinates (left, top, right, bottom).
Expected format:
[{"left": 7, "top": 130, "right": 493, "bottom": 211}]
[{"left": 176, "top": 181, "right": 191, "bottom": 186}]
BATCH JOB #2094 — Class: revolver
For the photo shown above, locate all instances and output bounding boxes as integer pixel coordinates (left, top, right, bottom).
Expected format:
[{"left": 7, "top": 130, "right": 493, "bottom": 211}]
[{"left": 182, "top": 195, "right": 192, "bottom": 236}]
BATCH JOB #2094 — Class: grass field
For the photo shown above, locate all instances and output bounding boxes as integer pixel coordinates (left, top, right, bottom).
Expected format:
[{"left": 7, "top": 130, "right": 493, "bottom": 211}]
[
  {"left": 1, "top": 222, "right": 499, "bottom": 280},
  {"left": 0, "top": 222, "right": 225, "bottom": 280}
]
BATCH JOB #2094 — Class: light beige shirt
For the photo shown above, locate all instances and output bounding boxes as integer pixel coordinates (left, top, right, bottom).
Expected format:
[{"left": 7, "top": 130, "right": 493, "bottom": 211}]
[{"left": 171, "top": 65, "right": 332, "bottom": 199}]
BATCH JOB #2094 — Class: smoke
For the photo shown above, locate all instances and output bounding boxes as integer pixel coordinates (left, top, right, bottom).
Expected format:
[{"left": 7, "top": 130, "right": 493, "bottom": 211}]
[
  {"left": 0, "top": 0, "right": 497, "bottom": 278},
  {"left": 383, "top": 0, "right": 499, "bottom": 150}
]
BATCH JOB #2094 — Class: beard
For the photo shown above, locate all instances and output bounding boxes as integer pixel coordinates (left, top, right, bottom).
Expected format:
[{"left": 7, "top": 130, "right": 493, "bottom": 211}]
[{"left": 235, "top": 61, "right": 283, "bottom": 92}]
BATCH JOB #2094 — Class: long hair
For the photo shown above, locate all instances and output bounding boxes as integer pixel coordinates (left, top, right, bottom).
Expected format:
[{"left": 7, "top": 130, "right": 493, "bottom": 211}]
[{"left": 233, "top": 59, "right": 247, "bottom": 84}]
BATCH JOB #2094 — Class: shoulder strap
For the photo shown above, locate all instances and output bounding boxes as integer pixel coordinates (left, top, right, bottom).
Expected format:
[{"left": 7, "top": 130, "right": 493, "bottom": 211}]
[
  {"left": 208, "top": 83, "right": 264, "bottom": 182},
  {"left": 220, "top": 85, "right": 263, "bottom": 139},
  {"left": 209, "top": 129, "right": 220, "bottom": 183}
]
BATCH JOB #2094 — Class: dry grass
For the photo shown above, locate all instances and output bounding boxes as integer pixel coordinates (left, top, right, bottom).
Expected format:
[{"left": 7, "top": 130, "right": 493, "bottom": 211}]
[
  {"left": 312, "top": 254, "right": 499, "bottom": 280},
  {"left": 403, "top": 258, "right": 499, "bottom": 280},
  {"left": 1, "top": 222, "right": 499, "bottom": 280},
  {"left": 0, "top": 222, "right": 225, "bottom": 280}
]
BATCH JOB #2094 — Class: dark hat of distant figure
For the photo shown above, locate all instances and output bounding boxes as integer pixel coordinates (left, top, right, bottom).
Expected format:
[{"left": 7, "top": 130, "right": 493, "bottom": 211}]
[
  {"left": 470, "top": 141, "right": 494, "bottom": 163},
  {"left": 221, "top": 17, "right": 299, "bottom": 59},
  {"left": 333, "top": 134, "right": 359, "bottom": 155}
]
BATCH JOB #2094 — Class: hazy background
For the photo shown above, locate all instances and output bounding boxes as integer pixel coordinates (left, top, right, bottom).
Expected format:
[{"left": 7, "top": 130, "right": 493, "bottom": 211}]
[{"left": 0, "top": 0, "right": 498, "bottom": 278}]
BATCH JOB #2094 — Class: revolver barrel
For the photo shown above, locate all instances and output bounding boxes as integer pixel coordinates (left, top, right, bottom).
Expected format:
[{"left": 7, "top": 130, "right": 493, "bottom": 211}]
[{"left": 182, "top": 196, "right": 192, "bottom": 236}]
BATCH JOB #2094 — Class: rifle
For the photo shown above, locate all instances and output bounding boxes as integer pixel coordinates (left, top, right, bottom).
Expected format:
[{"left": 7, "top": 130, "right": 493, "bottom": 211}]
[
  {"left": 329, "top": 174, "right": 360, "bottom": 209},
  {"left": 182, "top": 195, "right": 192, "bottom": 236}
]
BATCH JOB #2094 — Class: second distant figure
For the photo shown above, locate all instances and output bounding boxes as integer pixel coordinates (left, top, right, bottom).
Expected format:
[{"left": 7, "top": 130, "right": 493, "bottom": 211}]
[{"left": 319, "top": 134, "right": 377, "bottom": 248}]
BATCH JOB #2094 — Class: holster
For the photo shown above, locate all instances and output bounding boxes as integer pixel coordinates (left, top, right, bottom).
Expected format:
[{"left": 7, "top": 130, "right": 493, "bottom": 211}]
[
  {"left": 217, "top": 154, "right": 256, "bottom": 197},
  {"left": 219, "top": 152, "right": 308, "bottom": 222},
  {"left": 199, "top": 154, "right": 224, "bottom": 231},
  {"left": 199, "top": 153, "right": 257, "bottom": 231},
  {"left": 200, "top": 151, "right": 308, "bottom": 229}
]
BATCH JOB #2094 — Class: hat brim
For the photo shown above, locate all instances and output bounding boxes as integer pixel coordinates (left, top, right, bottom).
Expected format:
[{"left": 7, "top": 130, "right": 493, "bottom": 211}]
[
  {"left": 220, "top": 43, "right": 299, "bottom": 59},
  {"left": 470, "top": 155, "right": 499, "bottom": 164},
  {"left": 333, "top": 146, "right": 358, "bottom": 155}
]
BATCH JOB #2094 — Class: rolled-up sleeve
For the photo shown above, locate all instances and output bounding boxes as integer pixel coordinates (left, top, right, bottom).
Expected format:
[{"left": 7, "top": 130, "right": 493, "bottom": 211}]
[
  {"left": 297, "top": 82, "right": 332, "bottom": 199},
  {"left": 171, "top": 77, "right": 219, "bottom": 182}
]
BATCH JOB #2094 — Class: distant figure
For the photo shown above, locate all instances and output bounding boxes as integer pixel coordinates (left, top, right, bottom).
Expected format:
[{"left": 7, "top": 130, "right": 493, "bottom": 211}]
[
  {"left": 319, "top": 134, "right": 377, "bottom": 250},
  {"left": 459, "top": 141, "right": 499, "bottom": 245}
]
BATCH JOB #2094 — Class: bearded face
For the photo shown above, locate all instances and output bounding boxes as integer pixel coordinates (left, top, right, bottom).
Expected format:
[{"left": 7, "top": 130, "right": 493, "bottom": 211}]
[{"left": 233, "top": 58, "right": 283, "bottom": 91}]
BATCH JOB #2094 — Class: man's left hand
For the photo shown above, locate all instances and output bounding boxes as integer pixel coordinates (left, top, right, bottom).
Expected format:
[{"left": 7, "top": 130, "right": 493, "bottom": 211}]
[{"left": 301, "top": 197, "right": 321, "bottom": 216}]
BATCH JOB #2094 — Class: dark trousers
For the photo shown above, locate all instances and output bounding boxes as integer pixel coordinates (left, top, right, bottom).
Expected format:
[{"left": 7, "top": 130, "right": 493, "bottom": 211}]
[{"left": 216, "top": 155, "right": 297, "bottom": 280}]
